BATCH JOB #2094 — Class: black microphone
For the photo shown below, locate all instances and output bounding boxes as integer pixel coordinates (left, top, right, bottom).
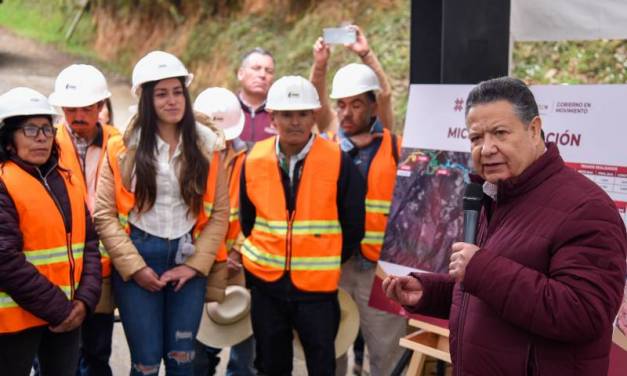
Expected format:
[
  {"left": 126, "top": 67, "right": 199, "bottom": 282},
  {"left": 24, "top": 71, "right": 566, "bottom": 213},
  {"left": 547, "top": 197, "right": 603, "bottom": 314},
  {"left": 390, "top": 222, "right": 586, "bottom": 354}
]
[{"left": 463, "top": 183, "right": 483, "bottom": 244}]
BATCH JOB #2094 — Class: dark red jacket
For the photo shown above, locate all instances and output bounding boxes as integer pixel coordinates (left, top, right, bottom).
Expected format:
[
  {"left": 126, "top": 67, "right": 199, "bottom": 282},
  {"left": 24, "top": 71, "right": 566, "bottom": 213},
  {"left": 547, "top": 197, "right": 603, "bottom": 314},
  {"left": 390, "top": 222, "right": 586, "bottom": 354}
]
[
  {"left": 238, "top": 97, "right": 275, "bottom": 142},
  {"left": 0, "top": 155, "right": 101, "bottom": 328},
  {"left": 409, "top": 143, "right": 626, "bottom": 375}
]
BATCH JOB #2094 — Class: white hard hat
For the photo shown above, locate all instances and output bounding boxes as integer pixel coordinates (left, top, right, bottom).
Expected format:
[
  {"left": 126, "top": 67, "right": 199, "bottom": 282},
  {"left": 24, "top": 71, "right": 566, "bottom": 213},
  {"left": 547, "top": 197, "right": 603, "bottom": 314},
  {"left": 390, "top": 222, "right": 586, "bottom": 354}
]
[
  {"left": 193, "top": 87, "right": 245, "bottom": 141},
  {"left": 48, "top": 64, "right": 111, "bottom": 108},
  {"left": 131, "top": 50, "right": 193, "bottom": 97},
  {"left": 330, "top": 63, "right": 380, "bottom": 99},
  {"left": 265, "top": 76, "right": 320, "bottom": 111},
  {"left": 0, "top": 87, "right": 58, "bottom": 125}
]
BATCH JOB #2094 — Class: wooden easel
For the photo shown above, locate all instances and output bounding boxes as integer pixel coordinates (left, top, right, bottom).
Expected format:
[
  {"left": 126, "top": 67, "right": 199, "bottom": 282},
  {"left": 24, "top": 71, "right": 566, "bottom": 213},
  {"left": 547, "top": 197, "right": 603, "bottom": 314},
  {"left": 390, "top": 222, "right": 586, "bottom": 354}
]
[
  {"left": 373, "top": 263, "right": 452, "bottom": 374},
  {"left": 399, "top": 319, "right": 451, "bottom": 375}
]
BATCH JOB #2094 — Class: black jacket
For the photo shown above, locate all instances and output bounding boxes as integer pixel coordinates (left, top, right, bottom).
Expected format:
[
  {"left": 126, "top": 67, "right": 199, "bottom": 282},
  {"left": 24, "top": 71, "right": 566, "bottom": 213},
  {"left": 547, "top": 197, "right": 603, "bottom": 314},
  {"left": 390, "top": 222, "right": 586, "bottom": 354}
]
[{"left": 0, "top": 155, "right": 101, "bottom": 328}]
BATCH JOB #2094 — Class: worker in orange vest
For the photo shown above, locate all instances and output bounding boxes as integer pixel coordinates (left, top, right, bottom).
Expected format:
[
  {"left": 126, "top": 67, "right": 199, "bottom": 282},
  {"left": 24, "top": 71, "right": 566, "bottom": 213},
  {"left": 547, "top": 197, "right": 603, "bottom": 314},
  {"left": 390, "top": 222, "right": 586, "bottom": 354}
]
[
  {"left": 193, "top": 87, "right": 258, "bottom": 375},
  {"left": 48, "top": 63, "right": 119, "bottom": 375},
  {"left": 0, "top": 87, "right": 101, "bottom": 375},
  {"left": 239, "top": 75, "right": 365, "bottom": 375},
  {"left": 311, "top": 25, "right": 405, "bottom": 376}
]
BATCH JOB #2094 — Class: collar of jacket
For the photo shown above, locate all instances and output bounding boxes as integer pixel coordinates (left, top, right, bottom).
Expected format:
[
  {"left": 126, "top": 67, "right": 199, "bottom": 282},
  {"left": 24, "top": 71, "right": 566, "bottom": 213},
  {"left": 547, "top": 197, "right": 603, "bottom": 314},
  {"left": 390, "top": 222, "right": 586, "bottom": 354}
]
[
  {"left": 338, "top": 117, "right": 383, "bottom": 153},
  {"left": 469, "top": 142, "right": 563, "bottom": 204},
  {"left": 223, "top": 138, "right": 247, "bottom": 166},
  {"left": 238, "top": 94, "right": 266, "bottom": 114},
  {"left": 8, "top": 152, "right": 59, "bottom": 179}
]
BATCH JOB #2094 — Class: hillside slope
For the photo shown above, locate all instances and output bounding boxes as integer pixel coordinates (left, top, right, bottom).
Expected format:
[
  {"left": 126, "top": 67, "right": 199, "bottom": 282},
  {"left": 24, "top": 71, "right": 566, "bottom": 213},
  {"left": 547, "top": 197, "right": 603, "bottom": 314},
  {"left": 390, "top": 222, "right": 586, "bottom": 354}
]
[
  {"left": 1, "top": 0, "right": 410, "bottom": 131},
  {"left": 2, "top": 0, "right": 625, "bottom": 133}
]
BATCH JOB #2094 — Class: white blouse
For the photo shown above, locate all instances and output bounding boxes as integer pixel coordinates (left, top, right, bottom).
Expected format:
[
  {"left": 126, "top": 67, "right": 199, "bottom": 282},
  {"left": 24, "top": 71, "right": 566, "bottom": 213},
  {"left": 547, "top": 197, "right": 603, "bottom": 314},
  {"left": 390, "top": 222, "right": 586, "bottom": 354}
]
[{"left": 128, "top": 123, "right": 217, "bottom": 240}]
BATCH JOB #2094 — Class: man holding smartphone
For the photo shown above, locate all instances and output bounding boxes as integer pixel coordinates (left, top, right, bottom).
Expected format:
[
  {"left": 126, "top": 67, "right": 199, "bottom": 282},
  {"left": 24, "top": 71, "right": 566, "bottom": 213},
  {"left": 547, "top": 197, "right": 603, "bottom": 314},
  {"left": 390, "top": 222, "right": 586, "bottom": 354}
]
[
  {"left": 309, "top": 25, "right": 405, "bottom": 376},
  {"left": 310, "top": 25, "right": 395, "bottom": 138}
]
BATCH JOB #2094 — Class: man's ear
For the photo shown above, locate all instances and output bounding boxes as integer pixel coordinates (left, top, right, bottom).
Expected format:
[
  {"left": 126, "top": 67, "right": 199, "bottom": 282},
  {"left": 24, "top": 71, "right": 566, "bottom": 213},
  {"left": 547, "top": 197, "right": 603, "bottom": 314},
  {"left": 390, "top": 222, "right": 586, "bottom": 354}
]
[
  {"left": 237, "top": 67, "right": 244, "bottom": 82},
  {"left": 371, "top": 100, "right": 378, "bottom": 117},
  {"left": 529, "top": 116, "right": 542, "bottom": 138},
  {"left": 97, "top": 101, "right": 105, "bottom": 113}
]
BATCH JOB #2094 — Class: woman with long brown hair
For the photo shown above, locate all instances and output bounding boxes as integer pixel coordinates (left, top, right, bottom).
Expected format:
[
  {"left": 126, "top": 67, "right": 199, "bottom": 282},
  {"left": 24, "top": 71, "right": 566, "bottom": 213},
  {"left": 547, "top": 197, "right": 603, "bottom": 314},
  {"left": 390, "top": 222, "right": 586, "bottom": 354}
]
[{"left": 94, "top": 51, "right": 228, "bottom": 375}]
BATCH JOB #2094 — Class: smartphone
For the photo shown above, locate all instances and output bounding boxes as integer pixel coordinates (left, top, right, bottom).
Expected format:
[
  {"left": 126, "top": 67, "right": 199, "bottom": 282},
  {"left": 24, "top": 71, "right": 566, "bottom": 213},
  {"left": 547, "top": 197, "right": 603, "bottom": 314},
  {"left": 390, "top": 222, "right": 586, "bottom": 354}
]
[{"left": 323, "top": 27, "right": 356, "bottom": 45}]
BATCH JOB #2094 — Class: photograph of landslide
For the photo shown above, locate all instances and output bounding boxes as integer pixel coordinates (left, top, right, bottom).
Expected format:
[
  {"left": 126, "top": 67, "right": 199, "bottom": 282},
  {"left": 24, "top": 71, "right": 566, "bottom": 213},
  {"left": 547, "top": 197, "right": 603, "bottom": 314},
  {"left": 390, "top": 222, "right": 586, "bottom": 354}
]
[{"left": 380, "top": 148, "right": 472, "bottom": 274}]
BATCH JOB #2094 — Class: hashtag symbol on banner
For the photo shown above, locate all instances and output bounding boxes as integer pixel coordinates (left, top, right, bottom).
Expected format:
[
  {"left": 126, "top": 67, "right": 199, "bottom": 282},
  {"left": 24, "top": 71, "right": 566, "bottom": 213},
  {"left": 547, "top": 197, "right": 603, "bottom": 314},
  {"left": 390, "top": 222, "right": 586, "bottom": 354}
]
[{"left": 454, "top": 98, "right": 464, "bottom": 112}]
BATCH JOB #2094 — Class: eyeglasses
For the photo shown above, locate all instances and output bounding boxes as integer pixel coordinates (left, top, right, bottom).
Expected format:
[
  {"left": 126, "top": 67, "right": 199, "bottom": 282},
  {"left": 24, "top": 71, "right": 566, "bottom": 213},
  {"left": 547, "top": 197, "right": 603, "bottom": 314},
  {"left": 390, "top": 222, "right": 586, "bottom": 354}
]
[{"left": 20, "top": 124, "right": 56, "bottom": 138}]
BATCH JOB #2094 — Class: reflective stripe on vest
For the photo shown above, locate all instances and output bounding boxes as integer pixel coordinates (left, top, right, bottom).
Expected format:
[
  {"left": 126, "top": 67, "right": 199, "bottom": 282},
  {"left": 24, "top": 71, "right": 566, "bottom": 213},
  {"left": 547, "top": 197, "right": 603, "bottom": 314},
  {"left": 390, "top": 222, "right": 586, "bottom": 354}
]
[
  {"left": 361, "top": 129, "right": 399, "bottom": 261},
  {"left": 0, "top": 161, "right": 86, "bottom": 333},
  {"left": 105, "top": 137, "right": 220, "bottom": 245},
  {"left": 57, "top": 123, "right": 118, "bottom": 278},
  {"left": 242, "top": 136, "right": 342, "bottom": 292},
  {"left": 23, "top": 243, "right": 85, "bottom": 265},
  {"left": 215, "top": 152, "right": 245, "bottom": 262}
]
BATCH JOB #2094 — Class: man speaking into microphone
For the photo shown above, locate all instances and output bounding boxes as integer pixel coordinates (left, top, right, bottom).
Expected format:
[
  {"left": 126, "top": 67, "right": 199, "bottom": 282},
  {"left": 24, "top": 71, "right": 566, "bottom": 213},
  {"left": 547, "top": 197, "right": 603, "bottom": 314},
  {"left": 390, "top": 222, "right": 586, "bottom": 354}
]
[{"left": 383, "top": 77, "right": 627, "bottom": 375}]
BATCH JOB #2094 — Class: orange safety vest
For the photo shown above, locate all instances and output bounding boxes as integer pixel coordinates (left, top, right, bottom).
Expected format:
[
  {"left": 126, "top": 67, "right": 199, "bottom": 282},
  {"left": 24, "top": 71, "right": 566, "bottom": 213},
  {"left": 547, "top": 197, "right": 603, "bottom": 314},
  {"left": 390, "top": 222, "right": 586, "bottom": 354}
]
[
  {"left": 320, "top": 130, "right": 339, "bottom": 143},
  {"left": 241, "top": 136, "right": 343, "bottom": 292},
  {"left": 0, "top": 162, "right": 86, "bottom": 333},
  {"left": 361, "top": 128, "right": 400, "bottom": 261},
  {"left": 106, "top": 137, "right": 221, "bottom": 243},
  {"left": 215, "top": 151, "right": 246, "bottom": 261},
  {"left": 57, "top": 123, "right": 119, "bottom": 278}
]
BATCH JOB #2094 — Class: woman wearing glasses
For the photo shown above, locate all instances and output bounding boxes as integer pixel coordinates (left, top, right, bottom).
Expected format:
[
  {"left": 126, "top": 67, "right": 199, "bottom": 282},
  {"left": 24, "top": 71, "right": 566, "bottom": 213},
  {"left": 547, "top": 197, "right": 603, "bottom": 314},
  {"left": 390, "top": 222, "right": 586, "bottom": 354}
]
[{"left": 0, "top": 87, "right": 102, "bottom": 375}]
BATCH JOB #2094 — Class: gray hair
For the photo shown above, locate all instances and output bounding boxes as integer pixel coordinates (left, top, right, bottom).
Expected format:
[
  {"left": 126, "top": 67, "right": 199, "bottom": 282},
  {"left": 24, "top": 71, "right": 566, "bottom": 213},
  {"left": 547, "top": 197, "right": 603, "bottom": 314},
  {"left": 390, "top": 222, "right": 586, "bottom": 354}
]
[
  {"left": 239, "top": 47, "right": 274, "bottom": 69},
  {"left": 465, "top": 77, "right": 539, "bottom": 125}
]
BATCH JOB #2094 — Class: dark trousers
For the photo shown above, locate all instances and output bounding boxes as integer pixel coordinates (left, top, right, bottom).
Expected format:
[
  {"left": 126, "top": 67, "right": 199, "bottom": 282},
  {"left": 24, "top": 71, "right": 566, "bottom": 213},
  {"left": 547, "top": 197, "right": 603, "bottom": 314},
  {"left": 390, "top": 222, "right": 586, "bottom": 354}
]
[
  {"left": 0, "top": 325, "right": 80, "bottom": 376},
  {"left": 78, "top": 313, "right": 114, "bottom": 376},
  {"left": 250, "top": 288, "right": 340, "bottom": 376},
  {"left": 193, "top": 336, "right": 256, "bottom": 376}
]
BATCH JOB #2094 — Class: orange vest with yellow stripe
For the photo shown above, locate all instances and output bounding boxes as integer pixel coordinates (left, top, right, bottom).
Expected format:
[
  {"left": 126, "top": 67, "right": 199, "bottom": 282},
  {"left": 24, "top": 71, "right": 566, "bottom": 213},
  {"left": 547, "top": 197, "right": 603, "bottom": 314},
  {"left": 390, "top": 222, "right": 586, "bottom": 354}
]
[
  {"left": 242, "top": 136, "right": 343, "bottom": 292},
  {"left": 105, "top": 137, "right": 221, "bottom": 242},
  {"left": 0, "top": 161, "right": 86, "bottom": 333},
  {"left": 215, "top": 151, "right": 245, "bottom": 261},
  {"left": 361, "top": 128, "right": 400, "bottom": 261},
  {"left": 56, "top": 123, "right": 118, "bottom": 278}
]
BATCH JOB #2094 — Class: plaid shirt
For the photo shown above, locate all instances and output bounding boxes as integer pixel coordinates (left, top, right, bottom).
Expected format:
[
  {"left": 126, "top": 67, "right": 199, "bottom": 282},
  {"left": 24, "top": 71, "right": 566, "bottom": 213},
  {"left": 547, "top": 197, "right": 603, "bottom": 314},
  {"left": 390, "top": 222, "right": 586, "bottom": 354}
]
[{"left": 65, "top": 123, "right": 102, "bottom": 171}]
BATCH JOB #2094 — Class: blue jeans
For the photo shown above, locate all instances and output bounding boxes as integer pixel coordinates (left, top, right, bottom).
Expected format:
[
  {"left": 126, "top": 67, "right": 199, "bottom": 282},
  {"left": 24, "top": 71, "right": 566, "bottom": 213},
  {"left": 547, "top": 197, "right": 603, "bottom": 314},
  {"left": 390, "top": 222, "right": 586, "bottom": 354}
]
[
  {"left": 193, "top": 336, "right": 256, "bottom": 376},
  {"left": 77, "top": 313, "right": 114, "bottom": 376},
  {"left": 112, "top": 227, "right": 207, "bottom": 376}
]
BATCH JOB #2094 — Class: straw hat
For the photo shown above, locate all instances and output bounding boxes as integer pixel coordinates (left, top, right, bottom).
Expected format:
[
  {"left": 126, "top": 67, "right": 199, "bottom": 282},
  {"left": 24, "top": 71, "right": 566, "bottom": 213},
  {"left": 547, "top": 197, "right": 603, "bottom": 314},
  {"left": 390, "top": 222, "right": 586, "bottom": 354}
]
[
  {"left": 293, "top": 288, "right": 360, "bottom": 359},
  {"left": 196, "top": 286, "right": 253, "bottom": 348}
]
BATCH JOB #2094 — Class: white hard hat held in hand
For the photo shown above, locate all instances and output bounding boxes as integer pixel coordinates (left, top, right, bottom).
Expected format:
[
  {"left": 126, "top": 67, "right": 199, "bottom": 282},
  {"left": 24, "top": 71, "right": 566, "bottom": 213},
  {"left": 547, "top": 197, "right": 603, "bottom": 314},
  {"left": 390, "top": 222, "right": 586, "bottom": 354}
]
[
  {"left": 48, "top": 64, "right": 112, "bottom": 108},
  {"left": 330, "top": 63, "right": 380, "bottom": 99},
  {"left": 0, "top": 87, "right": 58, "bottom": 125},
  {"left": 193, "top": 87, "right": 245, "bottom": 141},
  {"left": 131, "top": 50, "right": 193, "bottom": 97},
  {"left": 265, "top": 75, "right": 321, "bottom": 111}
]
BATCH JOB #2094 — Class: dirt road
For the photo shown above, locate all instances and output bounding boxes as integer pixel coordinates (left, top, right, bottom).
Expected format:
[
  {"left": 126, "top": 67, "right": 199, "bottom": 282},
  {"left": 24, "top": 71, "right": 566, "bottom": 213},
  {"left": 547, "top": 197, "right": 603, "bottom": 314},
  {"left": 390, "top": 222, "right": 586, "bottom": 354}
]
[{"left": 0, "top": 27, "right": 134, "bottom": 128}]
